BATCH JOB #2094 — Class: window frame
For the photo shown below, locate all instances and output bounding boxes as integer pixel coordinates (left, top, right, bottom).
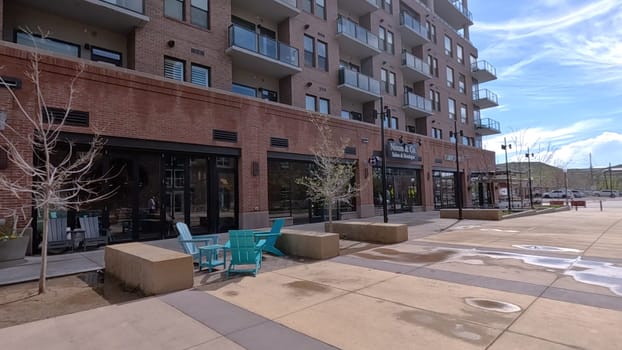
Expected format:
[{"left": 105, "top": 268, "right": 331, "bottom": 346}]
[
  {"left": 457, "top": 44, "right": 464, "bottom": 64},
  {"left": 164, "top": 0, "right": 185, "bottom": 21},
  {"left": 460, "top": 104, "right": 467, "bottom": 123},
  {"left": 446, "top": 66, "right": 455, "bottom": 88},
  {"left": 15, "top": 31, "right": 81, "bottom": 58},
  {"left": 444, "top": 35, "right": 453, "bottom": 57},
  {"left": 314, "top": 0, "right": 326, "bottom": 20},
  {"left": 164, "top": 56, "right": 185, "bottom": 81},
  {"left": 448, "top": 98, "right": 456, "bottom": 120},
  {"left": 317, "top": 40, "right": 328, "bottom": 71},
  {"left": 91, "top": 46, "right": 122, "bottom": 66},
  {"left": 305, "top": 94, "right": 317, "bottom": 111},
  {"left": 191, "top": 63, "right": 210, "bottom": 87},
  {"left": 232, "top": 82, "right": 257, "bottom": 97},
  {"left": 304, "top": 35, "right": 315, "bottom": 68},
  {"left": 190, "top": 0, "right": 209, "bottom": 29},
  {"left": 319, "top": 97, "right": 330, "bottom": 114}
]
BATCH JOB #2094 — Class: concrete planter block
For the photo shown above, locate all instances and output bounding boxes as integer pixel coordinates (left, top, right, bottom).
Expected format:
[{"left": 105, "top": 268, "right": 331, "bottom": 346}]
[
  {"left": 276, "top": 229, "right": 339, "bottom": 260},
  {"left": 326, "top": 222, "right": 408, "bottom": 244},
  {"left": 0, "top": 235, "right": 29, "bottom": 262},
  {"left": 105, "top": 242, "right": 194, "bottom": 295}
]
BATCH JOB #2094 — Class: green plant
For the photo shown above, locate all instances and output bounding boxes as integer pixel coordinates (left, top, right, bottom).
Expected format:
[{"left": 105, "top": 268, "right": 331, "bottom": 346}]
[{"left": 0, "top": 210, "right": 31, "bottom": 241}]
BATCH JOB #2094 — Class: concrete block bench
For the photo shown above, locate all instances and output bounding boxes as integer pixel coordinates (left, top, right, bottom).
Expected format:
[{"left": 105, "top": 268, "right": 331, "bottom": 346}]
[
  {"left": 440, "top": 209, "right": 503, "bottom": 220},
  {"left": 325, "top": 222, "right": 408, "bottom": 244},
  {"left": 105, "top": 242, "right": 194, "bottom": 295},
  {"left": 276, "top": 229, "right": 339, "bottom": 260}
]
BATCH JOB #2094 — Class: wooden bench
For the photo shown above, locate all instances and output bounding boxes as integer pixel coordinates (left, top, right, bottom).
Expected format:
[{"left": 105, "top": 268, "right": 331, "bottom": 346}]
[
  {"left": 571, "top": 200, "right": 587, "bottom": 208},
  {"left": 440, "top": 209, "right": 503, "bottom": 220},
  {"left": 325, "top": 222, "right": 407, "bottom": 244},
  {"left": 105, "top": 242, "right": 194, "bottom": 295},
  {"left": 549, "top": 200, "right": 565, "bottom": 206},
  {"left": 276, "top": 229, "right": 339, "bottom": 260}
]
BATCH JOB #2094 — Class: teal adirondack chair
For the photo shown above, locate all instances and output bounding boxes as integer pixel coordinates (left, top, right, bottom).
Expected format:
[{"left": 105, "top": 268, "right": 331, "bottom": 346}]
[
  {"left": 226, "top": 230, "right": 266, "bottom": 278},
  {"left": 79, "top": 216, "right": 108, "bottom": 250},
  {"left": 176, "top": 222, "right": 222, "bottom": 267},
  {"left": 253, "top": 218, "right": 285, "bottom": 256}
]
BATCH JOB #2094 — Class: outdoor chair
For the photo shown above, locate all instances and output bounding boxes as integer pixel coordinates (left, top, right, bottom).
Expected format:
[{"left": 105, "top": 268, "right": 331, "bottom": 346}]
[
  {"left": 78, "top": 216, "right": 108, "bottom": 250},
  {"left": 253, "top": 218, "right": 285, "bottom": 256},
  {"left": 46, "top": 217, "right": 71, "bottom": 253},
  {"left": 175, "top": 222, "right": 225, "bottom": 271},
  {"left": 226, "top": 229, "right": 265, "bottom": 278}
]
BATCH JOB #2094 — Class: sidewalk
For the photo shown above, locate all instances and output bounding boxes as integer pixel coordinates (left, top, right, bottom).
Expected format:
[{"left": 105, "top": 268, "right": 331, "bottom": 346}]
[{"left": 1, "top": 203, "right": 621, "bottom": 349}]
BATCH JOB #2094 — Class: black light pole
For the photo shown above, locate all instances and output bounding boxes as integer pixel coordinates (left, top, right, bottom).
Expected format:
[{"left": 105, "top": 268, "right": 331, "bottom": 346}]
[
  {"left": 378, "top": 98, "right": 389, "bottom": 223},
  {"left": 609, "top": 162, "right": 614, "bottom": 197},
  {"left": 452, "top": 119, "right": 463, "bottom": 220},
  {"left": 501, "top": 137, "right": 512, "bottom": 212},
  {"left": 525, "top": 148, "right": 534, "bottom": 209}
]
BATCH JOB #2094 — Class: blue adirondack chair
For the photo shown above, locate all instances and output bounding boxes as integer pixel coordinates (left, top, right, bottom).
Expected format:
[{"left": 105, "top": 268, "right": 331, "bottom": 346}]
[
  {"left": 79, "top": 216, "right": 108, "bottom": 250},
  {"left": 176, "top": 222, "right": 224, "bottom": 271},
  {"left": 226, "top": 230, "right": 265, "bottom": 278},
  {"left": 253, "top": 218, "right": 285, "bottom": 256}
]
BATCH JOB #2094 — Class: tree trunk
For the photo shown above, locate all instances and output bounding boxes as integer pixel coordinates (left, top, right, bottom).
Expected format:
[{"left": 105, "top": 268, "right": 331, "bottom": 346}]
[{"left": 38, "top": 206, "right": 49, "bottom": 294}]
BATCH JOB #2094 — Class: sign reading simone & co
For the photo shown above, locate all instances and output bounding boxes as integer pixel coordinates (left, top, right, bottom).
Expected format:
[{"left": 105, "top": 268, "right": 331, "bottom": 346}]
[{"left": 386, "top": 141, "right": 419, "bottom": 161}]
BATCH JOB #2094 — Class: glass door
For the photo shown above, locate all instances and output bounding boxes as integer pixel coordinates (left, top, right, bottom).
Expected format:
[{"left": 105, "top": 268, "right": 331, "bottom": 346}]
[
  {"left": 216, "top": 157, "right": 237, "bottom": 232},
  {"left": 189, "top": 157, "right": 210, "bottom": 233},
  {"left": 164, "top": 155, "right": 186, "bottom": 227}
]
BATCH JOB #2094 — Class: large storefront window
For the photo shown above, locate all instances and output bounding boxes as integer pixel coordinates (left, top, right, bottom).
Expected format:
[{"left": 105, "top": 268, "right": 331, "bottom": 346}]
[
  {"left": 373, "top": 167, "right": 422, "bottom": 213},
  {"left": 470, "top": 173, "right": 494, "bottom": 208},
  {"left": 433, "top": 170, "right": 457, "bottom": 209},
  {"left": 268, "top": 159, "right": 356, "bottom": 224}
]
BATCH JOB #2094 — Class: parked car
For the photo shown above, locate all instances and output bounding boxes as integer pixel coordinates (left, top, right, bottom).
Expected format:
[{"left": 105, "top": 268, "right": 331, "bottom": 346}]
[
  {"left": 571, "top": 190, "right": 585, "bottom": 198},
  {"left": 542, "top": 190, "right": 566, "bottom": 198},
  {"left": 595, "top": 190, "right": 618, "bottom": 197}
]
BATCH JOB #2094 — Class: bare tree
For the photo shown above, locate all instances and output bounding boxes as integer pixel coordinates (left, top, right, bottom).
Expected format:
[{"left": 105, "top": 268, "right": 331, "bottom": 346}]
[
  {"left": 296, "top": 115, "right": 359, "bottom": 231},
  {"left": 0, "top": 42, "right": 114, "bottom": 293}
]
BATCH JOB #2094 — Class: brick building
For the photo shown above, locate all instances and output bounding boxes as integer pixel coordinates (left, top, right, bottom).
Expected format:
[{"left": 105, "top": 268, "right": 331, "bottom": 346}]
[{"left": 0, "top": 0, "right": 499, "bottom": 248}]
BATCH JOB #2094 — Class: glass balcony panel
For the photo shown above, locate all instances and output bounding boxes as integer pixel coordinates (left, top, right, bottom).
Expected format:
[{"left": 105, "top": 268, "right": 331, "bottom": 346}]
[
  {"left": 337, "top": 17, "right": 379, "bottom": 49},
  {"left": 259, "top": 36, "right": 278, "bottom": 60},
  {"left": 228, "top": 24, "right": 299, "bottom": 68},
  {"left": 102, "top": 0, "right": 144, "bottom": 13},
  {"left": 400, "top": 12, "right": 428, "bottom": 38}
]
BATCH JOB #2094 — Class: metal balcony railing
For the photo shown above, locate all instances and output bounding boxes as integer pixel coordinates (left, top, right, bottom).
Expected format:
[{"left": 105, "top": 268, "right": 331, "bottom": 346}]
[
  {"left": 475, "top": 118, "right": 501, "bottom": 132},
  {"left": 471, "top": 60, "right": 497, "bottom": 76},
  {"left": 451, "top": 0, "right": 473, "bottom": 22},
  {"left": 338, "top": 67, "right": 381, "bottom": 95},
  {"left": 101, "top": 0, "right": 144, "bottom": 14},
  {"left": 228, "top": 24, "right": 299, "bottom": 68},
  {"left": 473, "top": 89, "right": 498, "bottom": 104},
  {"left": 402, "top": 52, "right": 430, "bottom": 75},
  {"left": 400, "top": 12, "right": 428, "bottom": 39},
  {"left": 337, "top": 17, "right": 380, "bottom": 50},
  {"left": 404, "top": 92, "right": 432, "bottom": 112}
]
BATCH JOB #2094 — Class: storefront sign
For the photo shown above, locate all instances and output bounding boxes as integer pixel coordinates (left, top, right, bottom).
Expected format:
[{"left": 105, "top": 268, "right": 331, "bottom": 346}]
[{"left": 387, "top": 141, "right": 418, "bottom": 161}]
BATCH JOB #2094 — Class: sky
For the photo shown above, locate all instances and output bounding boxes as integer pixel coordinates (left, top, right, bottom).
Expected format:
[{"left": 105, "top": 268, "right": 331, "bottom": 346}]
[{"left": 468, "top": 0, "right": 622, "bottom": 169}]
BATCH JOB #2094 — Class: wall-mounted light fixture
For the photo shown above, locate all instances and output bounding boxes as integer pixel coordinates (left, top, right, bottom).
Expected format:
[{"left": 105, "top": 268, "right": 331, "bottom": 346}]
[
  {"left": 305, "top": 82, "right": 313, "bottom": 87},
  {"left": 167, "top": 40, "right": 175, "bottom": 48},
  {"left": 304, "top": 24, "right": 310, "bottom": 29}
]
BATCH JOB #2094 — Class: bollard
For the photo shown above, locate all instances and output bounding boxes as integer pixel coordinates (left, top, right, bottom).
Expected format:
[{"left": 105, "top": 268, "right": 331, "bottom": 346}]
[{"left": 600, "top": 200, "right": 603, "bottom": 211}]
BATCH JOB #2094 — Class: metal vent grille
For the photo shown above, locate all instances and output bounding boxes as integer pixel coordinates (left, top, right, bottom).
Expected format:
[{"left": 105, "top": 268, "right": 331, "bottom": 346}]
[
  {"left": 270, "top": 137, "right": 289, "bottom": 148},
  {"left": 213, "top": 129, "right": 238, "bottom": 143},
  {"left": 344, "top": 146, "right": 357, "bottom": 155},
  {"left": 43, "top": 107, "right": 90, "bottom": 127}
]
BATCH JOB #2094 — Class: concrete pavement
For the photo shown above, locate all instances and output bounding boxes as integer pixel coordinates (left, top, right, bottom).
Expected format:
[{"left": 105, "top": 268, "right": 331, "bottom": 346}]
[{"left": 1, "top": 199, "right": 621, "bottom": 349}]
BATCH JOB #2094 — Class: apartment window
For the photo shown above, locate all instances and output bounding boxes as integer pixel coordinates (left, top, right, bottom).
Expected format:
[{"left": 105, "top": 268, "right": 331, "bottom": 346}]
[
  {"left": 164, "top": 57, "right": 185, "bottom": 81},
  {"left": 16, "top": 32, "right": 80, "bottom": 58},
  {"left": 444, "top": 35, "right": 452, "bottom": 57},
  {"left": 386, "top": 30, "right": 394, "bottom": 54},
  {"left": 470, "top": 54, "right": 477, "bottom": 66},
  {"left": 428, "top": 55, "right": 439, "bottom": 77},
  {"left": 381, "top": 69, "right": 388, "bottom": 94},
  {"left": 165, "top": 0, "right": 184, "bottom": 21},
  {"left": 389, "top": 71, "right": 396, "bottom": 96},
  {"left": 474, "top": 108, "right": 481, "bottom": 121},
  {"left": 319, "top": 98, "right": 330, "bottom": 114},
  {"left": 302, "top": 0, "right": 312, "bottom": 13},
  {"left": 317, "top": 40, "right": 328, "bottom": 71},
  {"left": 458, "top": 74, "right": 466, "bottom": 94},
  {"left": 305, "top": 95, "right": 317, "bottom": 111},
  {"left": 382, "top": 0, "right": 392, "bottom": 14},
  {"left": 191, "top": 63, "right": 210, "bottom": 87},
  {"left": 341, "top": 110, "right": 362, "bottom": 121},
  {"left": 191, "top": 0, "right": 209, "bottom": 28},
  {"left": 432, "top": 127, "right": 442, "bottom": 140},
  {"left": 304, "top": 35, "right": 315, "bottom": 68},
  {"left": 448, "top": 98, "right": 456, "bottom": 120},
  {"left": 426, "top": 22, "right": 437, "bottom": 43},
  {"left": 379, "top": 26, "right": 386, "bottom": 52},
  {"left": 460, "top": 104, "right": 467, "bottom": 123},
  {"left": 450, "top": 132, "right": 457, "bottom": 144},
  {"left": 446, "top": 66, "right": 454, "bottom": 88},
  {"left": 457, "top": 44, "right": 464, "bottom": 64},
  {"left": 429, "top": 89, "right": 441, "bottom": 112},
  {"left": 260, "top": 88, "right": 278, "bottom": 102},
  {"left": 341, "top": 110, "right": 350, "bottom": 119},
  {"left": 390, "top": 117, "right": 398, "bottom": 129},
  {"left": 315, "top": 0, "right": 326, "bottom": 20},
  {"left": 91, "top": 46, "right": 122, "bottom": 66},
  {"left": 232, "top": 82, "right": 256, "bottom": 97}
]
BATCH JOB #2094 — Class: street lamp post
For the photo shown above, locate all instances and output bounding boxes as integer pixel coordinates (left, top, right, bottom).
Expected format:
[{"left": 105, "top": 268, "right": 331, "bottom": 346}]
[
  {"left": 376, "top": 98, "right": 389, "bottom": 223},
  {"left": 501, "top": 138, "right": 512, "bottom": 212},
  {"left": 525, "top": 148, "right": 534, "bottom": 209},
  {"left": 609, "top": 163, "right": 614, "bottom": 197},
  {"left": 451, "top": 119, "right": 463, "bottom": 220}
]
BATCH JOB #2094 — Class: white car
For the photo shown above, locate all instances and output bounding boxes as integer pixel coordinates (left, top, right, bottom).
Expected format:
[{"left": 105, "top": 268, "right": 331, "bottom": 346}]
[
  {"left": 543, "top": 190, "right": 566, "bottom": 198},
  {"left": 595, "top": 190, "right": 618, "bottom": 197}
]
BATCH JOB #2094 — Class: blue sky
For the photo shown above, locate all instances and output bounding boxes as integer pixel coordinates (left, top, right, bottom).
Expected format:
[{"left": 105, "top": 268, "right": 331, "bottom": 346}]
[{"left": 468, "top": 0, "right": 622, "bottom": 169}]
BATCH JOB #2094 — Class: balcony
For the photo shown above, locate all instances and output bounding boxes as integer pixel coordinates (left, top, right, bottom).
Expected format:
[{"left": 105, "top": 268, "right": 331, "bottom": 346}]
[
  {"left": 475, "top": 118, "right": 501, "bottom": 135},
  {"left": 403, "top": 92, "right": 433, "bottom": 118},
  {"left": 226, "top": 24, "right": 301, "bottom": 78},
  {"left": 399, "top": 12, "right": 429, "bottom": 48},
  {"left": 338, "top": 67, "right": 381, "bottom": 103},
  {"left": 231, "top": 0, "right": 299, "bottom": 23},
  {"left": 401, "top": 52, "right": 431, "bottom": 83},
  {"left": 471, "top": 60, "right": 497, "bottom": 83},
  {"left": 336, "top": 17, "right": 381, "bottom": 59},
  {"left": 338, "top": 0, "right": 380, "bottom": 17},
  {"left": 19, "top": 0, "right": 148, "bottom": 32},
  {"left": 472, "top": 89, "right": 499, "bottom": 109},
  {"left": 434, "top": 0, "right": 473, "bottom": 30}
]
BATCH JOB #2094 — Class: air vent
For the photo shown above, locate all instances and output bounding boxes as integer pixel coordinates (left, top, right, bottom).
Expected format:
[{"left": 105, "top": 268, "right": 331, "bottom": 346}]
[
  {"left": 344, "top": 146, "right": 357, "bottom": 155},
  {"left": 270, "top": 137, "right": 289, "bottom": 148},
  {"left": 213, "top": 129, "right": 238, "bottom": 143},
  {"left": 43, "top": 107, "right": 89, "bottom": 127}
]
